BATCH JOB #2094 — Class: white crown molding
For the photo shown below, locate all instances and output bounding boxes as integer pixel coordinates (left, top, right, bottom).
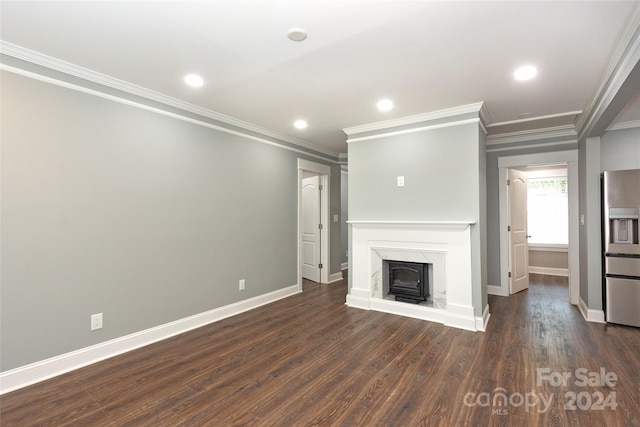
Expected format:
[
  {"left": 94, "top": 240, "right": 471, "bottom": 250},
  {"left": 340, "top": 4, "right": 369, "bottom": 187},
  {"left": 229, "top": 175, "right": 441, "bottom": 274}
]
[
  {"left": 576, "top": 2, "right": 640, "bottom": 139},
  {"left": 478, "top": 102, "right": 491, "bottom": 128},
  {"left": 343, "top": 102, "right": 486, "bottom": 136},
  {"left": 487, "top": 110, "right": 582, "bottom": 128},
  {"left": 346, "top": 118, "right": 481, "bottom": 144},
  {"left": 0, "top": 40, "right": 339, "bottom": 159},
  {"left": 478, "top": 118, "right": 488, "bottom": 136},
  {"left": 605, "top": 119, "right": 640, "bottom": 131},
  {"left": 486, "top": 125, "right": 577, "bottom": 145}
]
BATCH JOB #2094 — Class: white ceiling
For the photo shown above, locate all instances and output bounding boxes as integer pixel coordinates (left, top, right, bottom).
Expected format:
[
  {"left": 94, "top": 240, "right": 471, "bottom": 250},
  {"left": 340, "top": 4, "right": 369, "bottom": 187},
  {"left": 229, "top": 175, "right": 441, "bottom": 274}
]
[{"left": 1, "top": 1, "right": 639, "bottom": 156}]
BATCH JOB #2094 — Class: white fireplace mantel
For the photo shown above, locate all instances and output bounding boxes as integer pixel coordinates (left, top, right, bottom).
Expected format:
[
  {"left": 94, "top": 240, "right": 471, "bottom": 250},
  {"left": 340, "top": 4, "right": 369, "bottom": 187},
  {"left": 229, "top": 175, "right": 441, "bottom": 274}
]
[
  {"left": 347, "top": 220, "right": 474, "bottom": 229},
  {"left": 347, "top": 220, "right": 488, "bottom": 332}
]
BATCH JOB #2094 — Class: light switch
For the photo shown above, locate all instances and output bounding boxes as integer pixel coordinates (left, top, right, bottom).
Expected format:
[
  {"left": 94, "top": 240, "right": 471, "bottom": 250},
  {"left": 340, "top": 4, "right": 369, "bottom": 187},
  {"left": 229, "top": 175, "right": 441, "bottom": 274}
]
[
  {"left": 397, "top": 176, "right": 405, "bottom": 187},
  {"left": 333, "top": 214, "right": 339, "bottom": 222}
]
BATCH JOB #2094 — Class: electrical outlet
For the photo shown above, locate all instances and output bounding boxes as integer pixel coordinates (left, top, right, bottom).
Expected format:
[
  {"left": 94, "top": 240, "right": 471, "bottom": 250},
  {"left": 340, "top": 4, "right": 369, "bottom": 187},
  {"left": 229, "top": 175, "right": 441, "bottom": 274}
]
[
  {"left": 239, "top": 279, "right": 245, "bottom": 291},
  {"left": 91, "top": 313, "right": 103, "bottom": 331}
]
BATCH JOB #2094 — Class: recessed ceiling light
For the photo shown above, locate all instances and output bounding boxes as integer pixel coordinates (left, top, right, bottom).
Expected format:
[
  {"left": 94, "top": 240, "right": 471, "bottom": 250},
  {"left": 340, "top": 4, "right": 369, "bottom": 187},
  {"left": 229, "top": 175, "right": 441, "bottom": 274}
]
[
  {"left": 287, "top": 28, "right": 308, "bottom": 42},
  {"left": 376, "top": 99, "right": 394, "bottom": 112},
  {"left": 294, "top": 119, "right": 308, "bottom": 129},
  {"left": 184, "top": 74, "right": 204, "bottom": 87},
  {"left": 514, "top": 65, "right": 538, "bottom": 81}
]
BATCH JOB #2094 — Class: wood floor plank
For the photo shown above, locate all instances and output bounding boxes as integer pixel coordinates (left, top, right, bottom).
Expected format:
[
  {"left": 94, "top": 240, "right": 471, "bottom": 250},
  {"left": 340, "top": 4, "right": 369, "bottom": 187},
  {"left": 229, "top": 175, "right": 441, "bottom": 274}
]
[
  {"left": 1, "top": 274, "right": 639, "bottom": 426},
  {"left": 0, "top": 377, "right": 111, "bottom": 426}
]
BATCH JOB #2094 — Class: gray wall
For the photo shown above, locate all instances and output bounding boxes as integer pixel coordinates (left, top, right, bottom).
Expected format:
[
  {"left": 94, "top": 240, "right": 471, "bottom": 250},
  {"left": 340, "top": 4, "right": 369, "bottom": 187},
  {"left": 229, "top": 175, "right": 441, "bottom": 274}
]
[
  {"left": 340, "top": 169, "right": 348, "bottom": 266},
  {"left": 578, "top": 137, "right": 599, "bottom": 308},
  {"left": 348, "top": 120, "right": 486, "bottom": 315},
  {"left": 477, "top": 126, "right": 488, "bottom": 310},
  {"left": 1, "top": 70, "right": 339, "bottom": 371},
  {"left": 330, "top": 165, "right": 342, "bottom": 276},
  {"left": 349, "top": 124, "right": 482, "bottom": 221},
  {"left": 601, "top": 127, "right": 640, "bottom": 171},
  {"left": 529, "top": 250, "right": 569, "bottom": 269}
]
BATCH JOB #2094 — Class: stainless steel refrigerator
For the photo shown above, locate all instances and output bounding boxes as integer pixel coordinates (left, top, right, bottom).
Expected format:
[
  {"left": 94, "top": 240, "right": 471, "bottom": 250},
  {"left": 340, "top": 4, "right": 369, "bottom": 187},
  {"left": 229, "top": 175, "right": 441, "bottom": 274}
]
[{"left": 602, "top": 169, "right": 640, "bottom": 327}]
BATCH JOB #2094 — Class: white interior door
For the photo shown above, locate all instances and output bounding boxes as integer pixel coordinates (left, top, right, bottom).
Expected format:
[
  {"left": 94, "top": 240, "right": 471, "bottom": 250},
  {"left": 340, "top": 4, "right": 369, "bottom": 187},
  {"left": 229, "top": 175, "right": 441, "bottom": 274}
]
[
  {"left": 509, "top": 168, "right": 529, "bottom": 294},
  {"left": 302, "top": 175, "right": 321, "bottom": 282}
]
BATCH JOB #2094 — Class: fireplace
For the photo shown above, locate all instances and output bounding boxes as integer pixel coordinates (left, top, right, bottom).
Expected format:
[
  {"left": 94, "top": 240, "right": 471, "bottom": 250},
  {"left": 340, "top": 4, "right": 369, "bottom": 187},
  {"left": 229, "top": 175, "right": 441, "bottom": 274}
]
[
  {"left": 347, "top": 220, "right": 489, "bottom": 331},
  {"left": 386, "top": 260, "right": 430, "bottom": 303}
]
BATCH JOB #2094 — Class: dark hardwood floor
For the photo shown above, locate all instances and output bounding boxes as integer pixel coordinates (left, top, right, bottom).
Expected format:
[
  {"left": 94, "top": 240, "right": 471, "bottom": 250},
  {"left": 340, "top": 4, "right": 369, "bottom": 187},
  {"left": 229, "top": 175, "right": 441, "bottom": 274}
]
[{"left": 1, "top": 273, "right": 639, "bottom": 426}]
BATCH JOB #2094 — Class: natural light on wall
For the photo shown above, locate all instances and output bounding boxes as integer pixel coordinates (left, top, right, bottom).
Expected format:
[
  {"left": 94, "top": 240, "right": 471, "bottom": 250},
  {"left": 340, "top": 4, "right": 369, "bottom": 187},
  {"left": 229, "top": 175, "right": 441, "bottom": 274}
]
[{"left": 527, "top": 174, "right": 568, "bottom": 245}]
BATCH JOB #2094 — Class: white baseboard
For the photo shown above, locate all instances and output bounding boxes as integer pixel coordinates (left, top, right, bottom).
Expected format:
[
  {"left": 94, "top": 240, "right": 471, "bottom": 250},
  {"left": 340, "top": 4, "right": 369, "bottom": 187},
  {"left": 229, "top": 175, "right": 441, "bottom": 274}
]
[
  {"left": 341, "top": 262, "right": 348, "bottom": 270},
  {"left": 475, "top": 304, "right": 491, "bottom": 331},
  {"left": 345, "top": 293, "right": 371, "bottom": 310},
  {"left": 528, "top": 266, "right": 569, "bottom": 277},
  {"left": 371, "top": 298, "right": 447, "bottom": 326},
  {"left": 352, "top": 297, "right": 486, "bottom": 333},
  {"left": 328, "top": 272, "right": 344, "bottom": 283},
  {"left": 487, "top": 284, "right": 508, "bottom": 296},
  {"left": 0, "top": 284, "right": 300, "bottom": 395},
  {"left": 578, "top": 297, "right": 606, "bottom": 324}
]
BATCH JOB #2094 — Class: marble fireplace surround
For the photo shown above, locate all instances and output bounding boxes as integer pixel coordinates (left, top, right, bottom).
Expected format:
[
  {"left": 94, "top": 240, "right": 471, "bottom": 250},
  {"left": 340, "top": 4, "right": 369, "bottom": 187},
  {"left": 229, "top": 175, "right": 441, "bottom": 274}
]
[{"left": 347, "top": 220, "right": 487, "bottom": 332}]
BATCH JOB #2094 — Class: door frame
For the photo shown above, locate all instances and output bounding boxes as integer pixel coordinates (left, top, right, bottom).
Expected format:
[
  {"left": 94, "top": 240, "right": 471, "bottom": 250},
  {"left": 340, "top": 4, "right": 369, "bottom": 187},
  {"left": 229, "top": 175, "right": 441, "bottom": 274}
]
[
  {"left": 494, "top": 150, "right": 579, "bottom": 304},
  {"left": 297, "top": 158, "right": 331, "bottom": 290}
]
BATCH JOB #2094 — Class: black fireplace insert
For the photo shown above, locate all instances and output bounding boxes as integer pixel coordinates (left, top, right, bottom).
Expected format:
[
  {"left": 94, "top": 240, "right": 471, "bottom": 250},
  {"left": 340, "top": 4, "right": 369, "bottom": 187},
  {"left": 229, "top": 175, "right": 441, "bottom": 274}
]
[{"left": 387, "top": 260, "right": 430, "bottom": 303}]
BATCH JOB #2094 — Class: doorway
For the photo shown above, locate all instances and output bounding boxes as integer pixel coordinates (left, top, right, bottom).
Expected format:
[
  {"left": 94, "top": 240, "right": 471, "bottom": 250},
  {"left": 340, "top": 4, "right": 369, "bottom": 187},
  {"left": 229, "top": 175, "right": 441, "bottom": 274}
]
[
  {"left": 495, "top": 150, "right": 579, "bottom": 304},
  {"left": 302, "top": 173, "right": 322, "bottom": 282},
  {"left": 507, "top": 168, "right": 529, "bottom": 294},
  {"left": 297, "top": 159, "right": 331, "bottom": 290}
]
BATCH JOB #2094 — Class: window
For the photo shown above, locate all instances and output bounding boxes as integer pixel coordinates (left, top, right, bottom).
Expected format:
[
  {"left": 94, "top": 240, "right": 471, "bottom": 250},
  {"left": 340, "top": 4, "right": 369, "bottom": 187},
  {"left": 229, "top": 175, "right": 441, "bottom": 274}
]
[{"left": 527, "top": 176, "right": 568, "bottom": 245}]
